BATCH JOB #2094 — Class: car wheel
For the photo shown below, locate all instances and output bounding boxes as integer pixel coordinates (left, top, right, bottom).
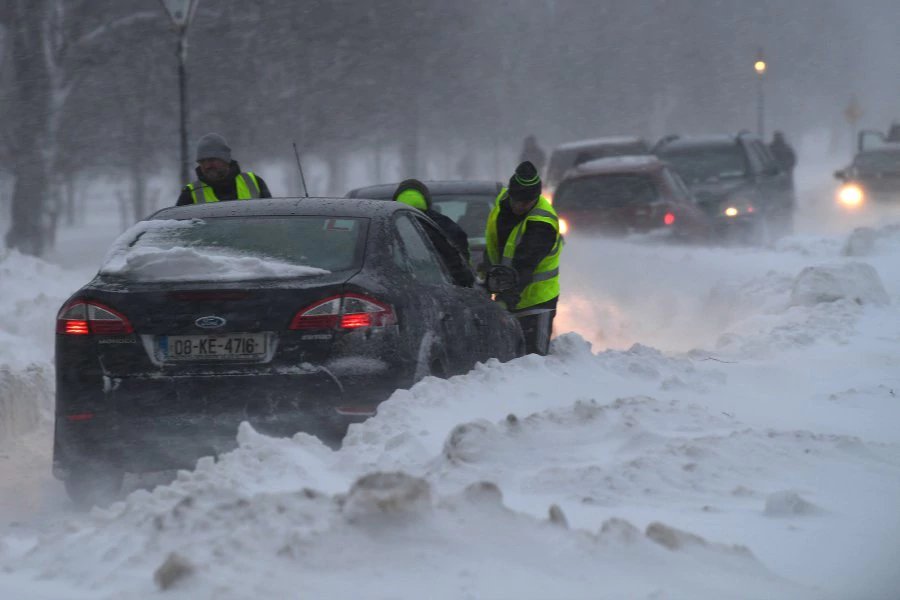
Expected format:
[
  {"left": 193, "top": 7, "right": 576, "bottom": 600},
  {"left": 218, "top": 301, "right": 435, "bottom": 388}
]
[{"left": 63, "top": 465, "right": 124, "bottom": 508}]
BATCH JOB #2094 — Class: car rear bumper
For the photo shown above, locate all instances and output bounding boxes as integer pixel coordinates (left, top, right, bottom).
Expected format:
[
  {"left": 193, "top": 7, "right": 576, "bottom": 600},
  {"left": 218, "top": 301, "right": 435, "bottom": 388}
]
[{"left": 52, "top": 369, "right": 380, "bottom": 478}]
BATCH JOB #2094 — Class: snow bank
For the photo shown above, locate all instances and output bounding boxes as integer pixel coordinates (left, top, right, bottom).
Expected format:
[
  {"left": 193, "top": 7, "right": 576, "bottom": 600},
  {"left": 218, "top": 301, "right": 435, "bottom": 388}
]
[
  {"left": 0, "top": 365, "right": 53, "bottom": 446},
  {"left": 789, "top": 262, "right": 889, "bottom": 307},
  {"left": 1, "top": 449, "right": 815, "bottom": 600},
  {"left": 0, "top": 250, "right": 89, "bottom": 440},
  {"left": 842, "top": 224, "right": 900, "bottom": 257}
]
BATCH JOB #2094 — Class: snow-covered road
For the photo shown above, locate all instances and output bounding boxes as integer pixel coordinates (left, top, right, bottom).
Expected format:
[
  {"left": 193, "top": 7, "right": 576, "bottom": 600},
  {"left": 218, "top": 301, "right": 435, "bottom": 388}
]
[{"left": 1, "top": 187, "right": 899, "bottom": 598}]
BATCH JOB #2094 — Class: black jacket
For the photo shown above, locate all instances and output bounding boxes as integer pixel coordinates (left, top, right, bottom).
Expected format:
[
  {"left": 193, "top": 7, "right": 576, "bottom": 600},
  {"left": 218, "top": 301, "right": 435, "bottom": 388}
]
[
  {"left": 176, "top": 161, "right": 272, "bottom": 206},
  {"left": 768, "top": 141, "right": 796, "bottom": 173},
  {"left": 427, "top": 209, "right": 470, "bottom": 264},
  {"left": 484, "top": 197, "right": 559, "bottom": 309}
]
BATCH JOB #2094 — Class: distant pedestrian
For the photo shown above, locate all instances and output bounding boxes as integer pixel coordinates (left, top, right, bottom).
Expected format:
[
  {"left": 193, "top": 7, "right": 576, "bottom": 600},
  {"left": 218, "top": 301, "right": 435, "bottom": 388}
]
[
  {"left": 768, "top": 131, "right": 797, "bottom": 175},
  {"left": 887, "top": 122, "right": 900, "bottom": 143},
  {"left": 518, "top": 135, "right": 547, "bottom": 177},
  {"left": 176, "top": 133, "right": 271, "bottom": 205}
]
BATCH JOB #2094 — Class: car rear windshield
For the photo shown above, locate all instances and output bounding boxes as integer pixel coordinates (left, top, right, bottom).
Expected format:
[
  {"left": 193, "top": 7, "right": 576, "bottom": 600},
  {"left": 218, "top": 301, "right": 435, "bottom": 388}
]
[
  {"left": 554, "top": 174, "right": 659, "bottom": 209},
  {"left": 854, "top": 151, "right": 900, "bottom": 173},
  {"left": 430, "top": 194, "right": 495, "bottom": 238},
  {"left": 100, "top": 216, "right": 365, "bottom": 281},
  {"left": 658, "top": 145, "right": 747, "bottom": 184}
]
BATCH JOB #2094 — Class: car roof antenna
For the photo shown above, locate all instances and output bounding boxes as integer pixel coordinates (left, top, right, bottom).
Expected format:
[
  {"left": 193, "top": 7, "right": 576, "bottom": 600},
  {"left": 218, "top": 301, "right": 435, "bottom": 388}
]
[{"left": 292, "top": 142, "right": 310, "bottom": 198}]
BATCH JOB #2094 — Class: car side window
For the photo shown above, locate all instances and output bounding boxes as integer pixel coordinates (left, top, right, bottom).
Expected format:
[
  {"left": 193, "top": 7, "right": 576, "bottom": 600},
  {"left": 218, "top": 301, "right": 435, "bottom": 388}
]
[
  {"left": 744, "top": 142, "right": 765, "bottom": 175},
  {"left": 394, "top": 214, "right": 451, "bottom": 285},
  {"left": 411, "top": 215, "right": 476, "bottom": 287},
  {"left": 661, "top": 168, "right": 692, "bottom": 204},
  {"left": 757, "top": 144, "right": 781, "bottom": 174}
]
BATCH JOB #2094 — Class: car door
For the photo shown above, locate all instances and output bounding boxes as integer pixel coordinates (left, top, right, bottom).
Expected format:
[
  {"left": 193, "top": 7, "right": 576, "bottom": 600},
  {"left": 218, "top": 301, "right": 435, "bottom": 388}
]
[
  {"left": 393, "top": 213, "right": 477, "bottom": 376},
  {"left": 747, "top": 141, "right": 791, "bottom": 216},
  {"left": 408, "top": 213, "right": 494, "bottom": 371}
]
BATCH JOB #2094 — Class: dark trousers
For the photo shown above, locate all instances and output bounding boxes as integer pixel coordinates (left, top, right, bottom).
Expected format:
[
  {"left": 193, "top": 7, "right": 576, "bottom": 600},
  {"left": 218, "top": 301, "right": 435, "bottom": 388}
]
[{"left": 515, "top": 308, "right": 556, "bottom": 356}]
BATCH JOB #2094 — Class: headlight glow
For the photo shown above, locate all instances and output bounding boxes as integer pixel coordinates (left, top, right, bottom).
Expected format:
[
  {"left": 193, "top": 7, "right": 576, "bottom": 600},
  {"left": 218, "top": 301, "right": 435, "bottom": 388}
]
[
  {"left": 837, "top": 183, "right": 864, "bottom": 208},
  {"left": 724, "top": 206, "right": 739, "bottom": 217},
  {"left": 559, "top": 217, "right": 569, "bottom": 235}
]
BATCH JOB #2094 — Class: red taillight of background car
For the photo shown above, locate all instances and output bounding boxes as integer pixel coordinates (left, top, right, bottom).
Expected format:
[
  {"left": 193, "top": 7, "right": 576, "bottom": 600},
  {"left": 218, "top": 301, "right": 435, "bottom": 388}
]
[
  {"left": 663, "top": 212, "right": 676, "bottom": 226},
  {"left": 289, "top": 293, "right": 395, "bottom": 331},
  {"left": 56, "top": 300, "right": 134, "bottom": 335}
]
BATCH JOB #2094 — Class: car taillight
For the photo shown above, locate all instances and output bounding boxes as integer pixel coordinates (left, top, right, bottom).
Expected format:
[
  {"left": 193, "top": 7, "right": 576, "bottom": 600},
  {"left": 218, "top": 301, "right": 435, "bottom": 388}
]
[
  {"left": 289, "top": 293, "right": 395, "bottom": 331},
  {"left": 56, "top": 300, "right": 134, "bottom": 335},
  {"left": 663, "top": 212, "right": 676, "bottom": 226}
]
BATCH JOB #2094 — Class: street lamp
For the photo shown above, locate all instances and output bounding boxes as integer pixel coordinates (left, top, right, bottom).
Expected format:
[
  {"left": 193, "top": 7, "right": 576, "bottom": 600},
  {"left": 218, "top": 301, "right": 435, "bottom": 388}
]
[
  {"left": 754, "top": 50, "right": 767, "bottom": 139},
  {"left": 158, "top": 0, "right": 200, "bottom": 186}
]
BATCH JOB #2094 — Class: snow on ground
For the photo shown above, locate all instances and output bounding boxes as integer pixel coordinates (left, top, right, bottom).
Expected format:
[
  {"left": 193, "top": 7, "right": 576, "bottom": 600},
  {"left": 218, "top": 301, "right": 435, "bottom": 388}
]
[{"left": 1, "top": 179, "right": 900, "bottom": 598}]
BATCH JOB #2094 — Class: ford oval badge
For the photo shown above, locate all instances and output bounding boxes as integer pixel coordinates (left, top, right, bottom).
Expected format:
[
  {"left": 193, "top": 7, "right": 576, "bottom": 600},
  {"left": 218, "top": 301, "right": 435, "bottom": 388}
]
[{"left": 195, "top": 316, "right": 226, "bottom": 329}]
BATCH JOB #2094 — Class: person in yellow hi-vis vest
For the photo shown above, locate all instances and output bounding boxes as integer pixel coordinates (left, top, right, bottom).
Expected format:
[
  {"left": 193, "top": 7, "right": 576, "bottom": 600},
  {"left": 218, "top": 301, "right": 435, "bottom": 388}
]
[
  {"left": 484, "top": 161, "right": 562, "bottom": 356},
  {"left": 176, "top": 133, "right": 272, "bottom": 205}
]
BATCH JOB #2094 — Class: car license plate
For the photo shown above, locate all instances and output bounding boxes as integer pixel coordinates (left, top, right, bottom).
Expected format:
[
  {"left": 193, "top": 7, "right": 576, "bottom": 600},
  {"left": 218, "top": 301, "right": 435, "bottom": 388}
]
[{"left": 158, "top": 333, "right": 267, "bottom": 361}]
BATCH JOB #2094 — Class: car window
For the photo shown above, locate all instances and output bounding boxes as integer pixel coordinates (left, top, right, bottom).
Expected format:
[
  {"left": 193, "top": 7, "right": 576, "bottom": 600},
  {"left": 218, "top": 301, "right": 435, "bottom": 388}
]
[
  {"left": 853, "top": 151, "right": 900, "bottom": 173},
  {"left": 430, "top": 194, "right": 494, "bottom": 240},
  {"left": 756, "top": 143, "right": 780, "bottom": 173},
  {"left": 661, "top": 168, "right": 693, "bottom": 203},
  {"left": 743, "top": 142, "right": 764, "bottom": 175},
  {"left": 101, "top": 216, "right": 364, "bottom": 281},
  {"left": 554, "top": 174, "right": 659, "bottom": 209},
  {"left": 657, "top": 145, "right": 747, "bottom": 184},
  {"left": 393, "top": 214, "right": 451, "bottom": 285}
]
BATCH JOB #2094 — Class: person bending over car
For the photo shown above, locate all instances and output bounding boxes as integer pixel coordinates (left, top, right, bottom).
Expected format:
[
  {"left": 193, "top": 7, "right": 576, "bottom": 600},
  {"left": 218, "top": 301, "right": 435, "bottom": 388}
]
[
  {"left": 392, "top": 178, "right": 471, "bottom": 264},
  {"left": 176, "top": 132, "right": 272, "bottom": 205},
  {"left": 484, "top": 161, "right": 562, "bottom": 356}
]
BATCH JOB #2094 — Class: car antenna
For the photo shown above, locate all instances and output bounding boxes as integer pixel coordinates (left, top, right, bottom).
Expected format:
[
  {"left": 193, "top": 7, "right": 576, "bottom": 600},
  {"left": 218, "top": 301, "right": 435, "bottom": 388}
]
[{"left": 292, "top": 142, "right": 310, "bottom": 198}]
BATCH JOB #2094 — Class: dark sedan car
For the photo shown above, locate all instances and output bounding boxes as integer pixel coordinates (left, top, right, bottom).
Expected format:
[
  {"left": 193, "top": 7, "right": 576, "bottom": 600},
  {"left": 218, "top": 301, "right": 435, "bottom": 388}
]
[
  {"left": 54, "top": 198, "right": 524, "bottom": 504},
  {"left": 551, "top": 155, "right": 711, "bottom": 239},
  {"left": 345, "top": 180, "right": 501, "bottom": 264}
]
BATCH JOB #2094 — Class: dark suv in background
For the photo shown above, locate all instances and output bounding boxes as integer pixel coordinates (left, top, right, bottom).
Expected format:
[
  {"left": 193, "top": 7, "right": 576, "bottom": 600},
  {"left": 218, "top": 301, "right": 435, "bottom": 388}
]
[{"left": 654, "top": 132, "right": 795, "bottom": 243}]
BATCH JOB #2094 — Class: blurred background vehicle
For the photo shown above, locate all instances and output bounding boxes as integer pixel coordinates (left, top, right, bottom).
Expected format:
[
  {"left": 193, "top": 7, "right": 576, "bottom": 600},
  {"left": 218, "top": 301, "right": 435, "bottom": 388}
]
[
  {"left": 834, "top": 140, "right": 900, "bottom": 211},
  {"left": 551, "top": 155, "right": 711, "bottom": 240},
  {"left": 654, "top": 132, "right": 795, "bottom": 244},
  {"left": 545, "top": 137, "right": 651, "bottom": 197},
  {"left": 346, "top": 180, "right": 502, "bottom": 262}
]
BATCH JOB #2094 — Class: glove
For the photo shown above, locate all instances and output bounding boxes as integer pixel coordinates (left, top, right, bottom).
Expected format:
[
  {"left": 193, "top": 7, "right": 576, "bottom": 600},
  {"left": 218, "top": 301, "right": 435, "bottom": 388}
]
[{"left": 497, "top": 290, "right": 520, "bottom": 309}]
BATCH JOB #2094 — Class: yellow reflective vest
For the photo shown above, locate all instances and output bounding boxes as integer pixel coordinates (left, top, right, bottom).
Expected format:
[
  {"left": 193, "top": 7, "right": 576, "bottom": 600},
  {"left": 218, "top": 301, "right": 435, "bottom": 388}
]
[
  {"left": 188, "top": 172, "right": 262, "bottom": 203},
  {"left": 485, "top": 189, "right": 562, "bottom": 310}
]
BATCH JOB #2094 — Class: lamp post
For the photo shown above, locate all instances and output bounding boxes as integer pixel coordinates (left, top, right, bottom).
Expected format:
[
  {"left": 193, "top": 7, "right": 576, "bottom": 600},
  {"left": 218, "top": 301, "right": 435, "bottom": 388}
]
[
  {"left": 158, "top": 0, "right": 200, "bottom": 186},
  {"left": 754, "top": 51, "right": 767, "bottom": 139}
]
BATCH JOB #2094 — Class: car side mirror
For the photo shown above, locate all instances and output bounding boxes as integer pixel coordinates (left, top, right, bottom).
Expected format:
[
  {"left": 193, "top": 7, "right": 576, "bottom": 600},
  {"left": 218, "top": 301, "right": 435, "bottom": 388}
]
[{"left": 486, "top": 265, "right": 518, "bottom": 294}]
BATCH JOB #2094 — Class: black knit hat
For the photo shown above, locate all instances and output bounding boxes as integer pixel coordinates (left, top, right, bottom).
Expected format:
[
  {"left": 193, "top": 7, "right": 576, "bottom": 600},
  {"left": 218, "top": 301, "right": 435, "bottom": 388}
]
[{"left": 508, "top": 161, "right": 541, "bottom": 203}]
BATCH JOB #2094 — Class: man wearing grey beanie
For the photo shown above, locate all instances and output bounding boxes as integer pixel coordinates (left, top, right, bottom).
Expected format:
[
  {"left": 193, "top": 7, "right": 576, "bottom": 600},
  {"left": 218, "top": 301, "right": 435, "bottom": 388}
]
[{"left": 176, "top": 133, "right": 272, "bottom": 205}]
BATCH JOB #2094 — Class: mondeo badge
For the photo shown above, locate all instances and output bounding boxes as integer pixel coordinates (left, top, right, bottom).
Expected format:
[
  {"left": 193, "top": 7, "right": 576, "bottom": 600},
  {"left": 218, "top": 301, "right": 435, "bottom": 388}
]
[{"left": 195, "top": 316, "right": 226, "bottom": 329}]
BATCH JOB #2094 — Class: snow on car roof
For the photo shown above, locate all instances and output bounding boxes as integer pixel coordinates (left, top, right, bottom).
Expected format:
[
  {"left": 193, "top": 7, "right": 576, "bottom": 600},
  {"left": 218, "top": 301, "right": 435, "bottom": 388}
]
[
  {"left": 569, "top": 154, "right": 663, "bottom": 174},
  {"left": 152, "top": 197, "right": 403, "bottom": 220},
  {"left": 551, "top": 136, "right": 647, "bottom": 152},
  {"left": 655, "top": 134, "right": 742, "bottom": 150},
  {"left": 346, "top": 180, "right": 502, "bottom": 199}
]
